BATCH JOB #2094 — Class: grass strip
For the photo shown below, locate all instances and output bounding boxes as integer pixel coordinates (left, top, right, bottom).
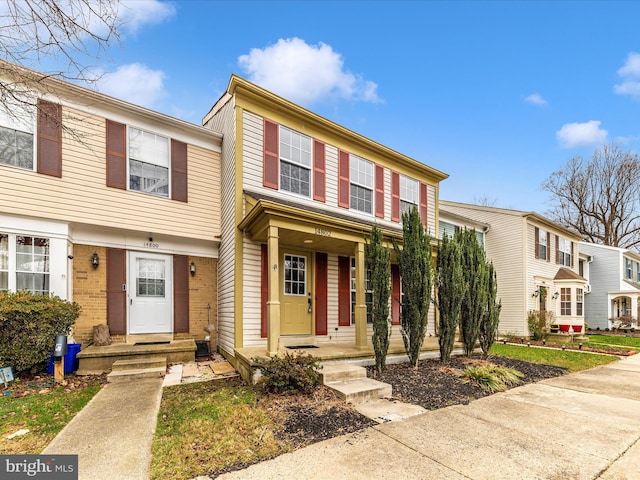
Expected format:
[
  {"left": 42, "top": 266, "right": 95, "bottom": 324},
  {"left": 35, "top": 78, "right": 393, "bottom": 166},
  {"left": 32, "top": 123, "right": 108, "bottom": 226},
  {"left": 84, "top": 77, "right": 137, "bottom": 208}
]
[
  {"left": 0, "top": 381, "right": 103, "bottom": 454},
  {"left": 490, "top": 343, "right": 619, "bottom": 371},
  {"left": 585, "top": 334, "right": 640, "bottom": 349}
]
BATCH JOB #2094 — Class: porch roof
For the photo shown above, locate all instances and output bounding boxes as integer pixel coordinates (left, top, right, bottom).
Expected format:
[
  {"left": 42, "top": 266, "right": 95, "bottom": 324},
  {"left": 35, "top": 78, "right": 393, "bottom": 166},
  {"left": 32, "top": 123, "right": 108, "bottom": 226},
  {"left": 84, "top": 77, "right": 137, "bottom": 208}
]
[{"left": 554, "top": 267, "right": 587, "bottom": 282}]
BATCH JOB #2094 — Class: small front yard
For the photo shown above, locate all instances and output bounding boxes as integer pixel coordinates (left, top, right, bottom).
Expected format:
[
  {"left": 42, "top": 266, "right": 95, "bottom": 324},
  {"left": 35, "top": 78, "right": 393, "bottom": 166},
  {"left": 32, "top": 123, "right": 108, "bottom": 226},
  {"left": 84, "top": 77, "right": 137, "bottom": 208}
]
[
  {"left": 0, "top": 375, "right": 106, "bottom": 454},
  {"left": 584, "top": 334, "right": 640, "bottom": 351}
]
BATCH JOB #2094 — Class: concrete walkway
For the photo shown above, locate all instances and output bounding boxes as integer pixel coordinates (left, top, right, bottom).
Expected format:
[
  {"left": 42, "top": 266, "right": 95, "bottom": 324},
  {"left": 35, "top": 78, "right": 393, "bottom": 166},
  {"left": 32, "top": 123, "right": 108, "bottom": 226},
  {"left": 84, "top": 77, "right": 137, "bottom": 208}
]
[
  {"left": 215, "top": 353, "right": 640, "bottom": 480},
  {"left": 42, "top": 378, "right": 163, "bottom": 480}
]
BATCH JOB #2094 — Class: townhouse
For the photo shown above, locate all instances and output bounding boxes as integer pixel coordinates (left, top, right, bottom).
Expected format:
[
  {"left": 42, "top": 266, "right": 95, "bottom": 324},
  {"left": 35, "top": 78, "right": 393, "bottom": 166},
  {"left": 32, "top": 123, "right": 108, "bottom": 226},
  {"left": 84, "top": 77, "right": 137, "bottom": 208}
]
[
  {"left": 0, "top": 61, "right": 222, "bottom": 350},
  {"left": 439, "top": 201, "right": 587, "bottom": 336},
  {"left": 202, "top": 75, "right": 448, "bottom": 371}
]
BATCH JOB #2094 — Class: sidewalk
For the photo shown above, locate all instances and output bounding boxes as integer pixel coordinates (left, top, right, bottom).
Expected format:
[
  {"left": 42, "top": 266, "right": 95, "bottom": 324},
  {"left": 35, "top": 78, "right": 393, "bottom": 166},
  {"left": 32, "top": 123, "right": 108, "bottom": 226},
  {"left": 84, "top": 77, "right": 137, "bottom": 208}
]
[{"left": 215, "top": 353, "right": 640, "bottom": 480}]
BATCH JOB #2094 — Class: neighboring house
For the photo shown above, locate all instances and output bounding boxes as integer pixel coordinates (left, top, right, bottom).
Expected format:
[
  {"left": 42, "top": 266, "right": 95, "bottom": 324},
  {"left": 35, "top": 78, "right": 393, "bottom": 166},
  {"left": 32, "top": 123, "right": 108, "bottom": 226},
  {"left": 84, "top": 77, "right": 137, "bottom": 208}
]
[
  {"left": 579, "top": 242, "right": 640, "bottom": 330},
  {"left": 439, "top": 201, "right": 587, "bottom": 336},
  {"left": 202, "top": 75, "right": 448, "bottom": 370},
  {"left": 0, "top": 61, "right": 222, "bottom": 347}
]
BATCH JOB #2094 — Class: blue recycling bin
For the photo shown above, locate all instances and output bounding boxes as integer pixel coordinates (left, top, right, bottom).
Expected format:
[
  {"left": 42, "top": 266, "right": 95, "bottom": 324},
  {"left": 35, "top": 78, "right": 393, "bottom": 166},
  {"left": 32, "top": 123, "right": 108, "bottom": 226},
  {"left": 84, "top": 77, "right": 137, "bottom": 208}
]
[{"left": 47, "top": 343, "right": 81, "bottom": 374}]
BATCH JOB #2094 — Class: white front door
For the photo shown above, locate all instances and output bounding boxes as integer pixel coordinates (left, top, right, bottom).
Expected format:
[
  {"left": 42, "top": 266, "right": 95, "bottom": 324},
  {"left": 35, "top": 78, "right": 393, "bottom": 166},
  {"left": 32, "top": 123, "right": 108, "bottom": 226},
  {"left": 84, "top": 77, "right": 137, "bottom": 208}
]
[{"left": 128, "top": 251, "right": 173, "bottom": 334}]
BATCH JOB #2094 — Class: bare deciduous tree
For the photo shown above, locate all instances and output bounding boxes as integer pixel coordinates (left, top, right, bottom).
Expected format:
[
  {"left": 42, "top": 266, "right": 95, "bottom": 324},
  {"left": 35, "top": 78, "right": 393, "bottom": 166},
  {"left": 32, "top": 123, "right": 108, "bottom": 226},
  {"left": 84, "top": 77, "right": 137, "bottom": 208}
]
[
  {"left": 0, "top": 0, "right": 121, "bottom": 120},
  {"left": 542, "top": 143, "right": 640, "bottom": 250}
]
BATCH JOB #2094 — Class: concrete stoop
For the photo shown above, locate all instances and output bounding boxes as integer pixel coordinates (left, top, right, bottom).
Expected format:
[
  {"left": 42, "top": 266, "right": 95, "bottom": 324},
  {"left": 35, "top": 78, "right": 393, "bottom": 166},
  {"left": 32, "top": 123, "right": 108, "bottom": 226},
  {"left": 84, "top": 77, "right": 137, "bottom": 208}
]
[
  {"left": 106, "top": 356, "right": 167, "bottom": 383},
  {"left": 322, "top": 363, "right": 392, "bottom": 404}
]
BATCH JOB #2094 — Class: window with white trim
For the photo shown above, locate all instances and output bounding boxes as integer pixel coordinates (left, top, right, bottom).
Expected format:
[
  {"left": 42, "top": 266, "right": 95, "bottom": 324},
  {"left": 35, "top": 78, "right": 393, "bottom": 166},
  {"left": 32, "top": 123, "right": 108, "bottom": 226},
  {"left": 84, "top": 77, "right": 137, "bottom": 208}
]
[
  {"left": 560, "top": 287, "right": 571, "bottom": 316},
  {"left": 129, "top": 126, "right": 170, "bottom": 197},
  {"left": 625, "top": 257, "right": 636, "bottom": 281},
  {"left": 576, "top": 288, "right": 583, "bottom": 316},
  {"left": 0, "top": 233, "right": 49, "bottom": 294},
  {"left": 538, "top": 228, "right": 548, "bottom": 260},
  {"left": 350, "top": 155, "right": 373, "bottom": 214},
  {"left": 351, "top": 257, "right": 372, "bottom": 324},
  {"left": 558, "top": 238, "right": 572, "bottom": 266},
  {"left": 0, "top": 100, "right": 35, "bottom": 170},
  {"left": 400, "top": 175, "right": 419, "bottom": 215},
  {"left": 279, "top": 126, "right": 311, "bottom": 197}
]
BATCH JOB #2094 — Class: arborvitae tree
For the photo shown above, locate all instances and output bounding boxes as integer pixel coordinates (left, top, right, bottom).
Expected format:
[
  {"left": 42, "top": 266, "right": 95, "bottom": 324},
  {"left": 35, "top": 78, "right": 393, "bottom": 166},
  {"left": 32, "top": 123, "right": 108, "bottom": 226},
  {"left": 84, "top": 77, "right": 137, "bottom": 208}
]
[
  {"left": 436, "top": 233, "right": 465, "bottom": 362},
  {"left": 393, "top": 207, "right": 433, "bottom": 367},
  {"left": 459, "top": 229, "right": 489, "bottom": 356},
  {"left": 366, "top": 224, "right": 391, "bottom": 373},
  {"left": 479, "top": 261, "right": 501, "bottom": 355}
]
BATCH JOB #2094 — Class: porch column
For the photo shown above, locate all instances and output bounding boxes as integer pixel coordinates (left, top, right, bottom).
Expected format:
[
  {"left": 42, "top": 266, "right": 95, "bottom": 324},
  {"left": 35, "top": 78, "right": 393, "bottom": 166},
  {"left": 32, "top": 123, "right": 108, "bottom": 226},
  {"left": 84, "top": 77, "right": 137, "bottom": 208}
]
[
  {"left": 633, "top": 296, "right": 639, "bottom": 324},
  {"left": 354, "top": 241, "right": 368, "bottom": 350},
  {"left": 267, "top": 225, "right": 280, "bottom": 356}
]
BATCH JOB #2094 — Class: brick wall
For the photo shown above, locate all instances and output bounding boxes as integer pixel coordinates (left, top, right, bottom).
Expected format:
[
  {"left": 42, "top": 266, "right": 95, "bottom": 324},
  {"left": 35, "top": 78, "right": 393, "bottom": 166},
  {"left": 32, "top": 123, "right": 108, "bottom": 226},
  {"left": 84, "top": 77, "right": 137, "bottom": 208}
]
[
  {"left": 187, "top": 256, "right": 218, "bottom": 352},
  {"left": 72, "top": 245, "right": 107, "bottom": 345}
]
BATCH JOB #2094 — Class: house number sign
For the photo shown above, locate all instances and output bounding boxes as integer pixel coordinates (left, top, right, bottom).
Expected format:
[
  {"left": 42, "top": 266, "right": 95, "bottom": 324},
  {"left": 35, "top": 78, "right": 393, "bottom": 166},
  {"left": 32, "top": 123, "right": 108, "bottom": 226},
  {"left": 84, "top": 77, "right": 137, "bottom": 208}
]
[
  {"left": 315, "top": 228, "right": 331, "bottom": 237},
  {"left": 143, "top": 242, "right": 160, "bottom": 249}
]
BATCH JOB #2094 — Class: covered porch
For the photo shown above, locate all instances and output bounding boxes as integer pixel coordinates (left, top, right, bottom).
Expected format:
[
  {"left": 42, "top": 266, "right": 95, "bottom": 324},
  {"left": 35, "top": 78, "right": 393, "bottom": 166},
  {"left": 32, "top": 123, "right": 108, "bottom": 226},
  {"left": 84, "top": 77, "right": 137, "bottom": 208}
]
[{"left": 608, "top": 291, "right": 640, "bottom": 328}]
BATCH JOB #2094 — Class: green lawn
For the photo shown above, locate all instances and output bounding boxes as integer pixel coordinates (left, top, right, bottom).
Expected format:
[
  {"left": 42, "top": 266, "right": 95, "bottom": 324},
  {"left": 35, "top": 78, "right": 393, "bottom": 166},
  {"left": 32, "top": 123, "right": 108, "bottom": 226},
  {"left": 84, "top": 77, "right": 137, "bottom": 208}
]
[
  {"left": 489, "top": 343, "right": 620, "bottom": 371},
  {"left": 585, "top": 334, "right": 640, "bottom": 350},
  {"left": 0, "top": 380, "right": 103, "bottom": 454}
]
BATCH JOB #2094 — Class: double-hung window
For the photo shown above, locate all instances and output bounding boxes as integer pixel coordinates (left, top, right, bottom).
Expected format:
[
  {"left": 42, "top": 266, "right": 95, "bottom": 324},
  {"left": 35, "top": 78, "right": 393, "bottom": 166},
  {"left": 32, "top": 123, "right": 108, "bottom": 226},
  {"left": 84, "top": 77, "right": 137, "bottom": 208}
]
[
  {"left": 350, "top": 155, "right": 373, "bottom": 214},
  {"left": 538, "top": 228, "right": 548, "bottom": 260},
  {"left": 558, "top": 238, "right": 572, "bottom": 267},
  {"left": 279, "top": 126, "right": 311, "bottom": 197},
  {"left": 576, "top": 288, "right": 583, "bottom": 316},
  {"left": 0, "top": 234, "right": 50, "bottom": 294},
  {"left": 625, "top": 258, "right": 634, "bottom": 280},
  {"left": 0, "top": 100, "right": 35, "bottom": 170},
  {"left": 400, "top": 175, "right": 419, "bottom": 215},
  {"left": 129, "top": 127, "right": 170, "bottom": 197},
  {"left": 560, "top": 288, "right": 571, "bottom": 316}
]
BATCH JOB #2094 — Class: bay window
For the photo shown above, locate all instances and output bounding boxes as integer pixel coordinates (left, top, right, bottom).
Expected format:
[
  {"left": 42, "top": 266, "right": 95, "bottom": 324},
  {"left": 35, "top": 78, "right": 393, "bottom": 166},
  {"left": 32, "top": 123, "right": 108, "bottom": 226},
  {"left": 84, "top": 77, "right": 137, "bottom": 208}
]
[
  {"left": 560, "top": 288, "right": 571, "bottom": 316},
  {"left": 0, "top": 233, "right": 50, "bottom": 294}
]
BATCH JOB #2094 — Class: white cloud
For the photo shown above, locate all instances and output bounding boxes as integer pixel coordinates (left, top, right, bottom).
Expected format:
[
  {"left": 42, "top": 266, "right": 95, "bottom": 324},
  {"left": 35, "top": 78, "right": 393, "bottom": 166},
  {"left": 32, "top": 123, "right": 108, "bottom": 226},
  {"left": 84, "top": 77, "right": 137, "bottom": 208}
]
[
  {"left": 95, "top": 63, "right": 166, "bottom": 108},
  {"left": 614, "top": 52, "right": 640, "bottom": 100},
  {"left": 524, "top": 93, "right": 547, "bottom": 105},
  {"left": 237, "top": 37, "right": 381, "bottom": 106},
  {"left": 556, "top": 120, "right": 608, "bottom": 148},
  {"left": 118, "top": 0, "right": 176, "bottom": 34}
]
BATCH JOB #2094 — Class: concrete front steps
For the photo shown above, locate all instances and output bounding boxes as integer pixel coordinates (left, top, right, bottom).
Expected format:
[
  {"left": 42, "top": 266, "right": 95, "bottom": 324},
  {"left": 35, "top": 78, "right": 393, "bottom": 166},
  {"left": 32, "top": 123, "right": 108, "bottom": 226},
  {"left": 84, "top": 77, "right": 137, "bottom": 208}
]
[
  {"left": 106, "top": 356, "right": 167, "bottom": 383},
  {"left": 321, "top": 363, "right": 392, "bottom": 403}
]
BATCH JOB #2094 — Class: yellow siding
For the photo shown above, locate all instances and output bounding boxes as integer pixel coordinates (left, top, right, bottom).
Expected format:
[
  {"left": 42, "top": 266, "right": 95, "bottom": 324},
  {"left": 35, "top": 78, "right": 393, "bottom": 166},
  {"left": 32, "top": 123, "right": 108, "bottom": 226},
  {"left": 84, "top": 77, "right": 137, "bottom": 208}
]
[{"left": 0, "top": 107, "right": 220, "bottom": 241}]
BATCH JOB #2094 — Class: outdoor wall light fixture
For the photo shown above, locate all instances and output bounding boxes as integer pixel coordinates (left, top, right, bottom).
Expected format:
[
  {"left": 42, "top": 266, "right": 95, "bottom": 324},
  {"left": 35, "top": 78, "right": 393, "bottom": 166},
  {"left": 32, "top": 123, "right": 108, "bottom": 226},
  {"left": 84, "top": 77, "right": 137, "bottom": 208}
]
[
  {"left": 532, "top": 290, "right": 539, "bottom": 298},
  {"left": 190, "top": 261, "right": 196, "bottom": 276},
  {"left": 552, "top": 292, "right": 560, "bottom": 300},
  {"left": 91, "top": 253, "right": 99, "bottom": 269}
]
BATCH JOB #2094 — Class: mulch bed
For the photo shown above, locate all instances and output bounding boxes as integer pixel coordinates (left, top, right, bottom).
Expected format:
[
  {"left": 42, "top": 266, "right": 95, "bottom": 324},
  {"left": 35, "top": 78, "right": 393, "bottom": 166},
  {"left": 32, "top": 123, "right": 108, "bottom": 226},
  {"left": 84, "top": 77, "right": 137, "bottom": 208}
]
[{"left": 1, "top": 373, "right": 108, "bottom": 398}]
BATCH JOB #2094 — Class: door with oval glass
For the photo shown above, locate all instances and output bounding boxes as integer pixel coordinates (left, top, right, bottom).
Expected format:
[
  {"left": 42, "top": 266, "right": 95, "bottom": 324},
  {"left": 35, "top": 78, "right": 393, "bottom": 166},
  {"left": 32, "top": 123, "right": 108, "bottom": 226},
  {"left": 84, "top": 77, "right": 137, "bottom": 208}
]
[{"left": 280, "top": 251, "right": 312, "bottom": 335}]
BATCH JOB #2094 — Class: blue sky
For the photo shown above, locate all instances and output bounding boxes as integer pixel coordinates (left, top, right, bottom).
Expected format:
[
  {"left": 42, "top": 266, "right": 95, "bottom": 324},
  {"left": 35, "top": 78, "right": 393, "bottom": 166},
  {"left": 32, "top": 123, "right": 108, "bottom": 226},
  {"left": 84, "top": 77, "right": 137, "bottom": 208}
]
[{"left": 26, "top": 1, "right": 640, "bottom": 212}]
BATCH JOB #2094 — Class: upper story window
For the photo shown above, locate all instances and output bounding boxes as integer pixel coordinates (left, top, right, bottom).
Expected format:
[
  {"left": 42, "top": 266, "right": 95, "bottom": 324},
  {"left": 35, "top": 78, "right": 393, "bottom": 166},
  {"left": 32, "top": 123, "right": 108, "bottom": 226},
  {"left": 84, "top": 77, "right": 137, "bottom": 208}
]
[
  {"left": 279, "top": 126, "right": 311, "bottom": 197},
  {"left": 0, "top": 233, "right": 49, "bottom": 295},
  {"left": 537, "top": 228, "right": 548, "bottom": 260},
  {"left": 558, "top": 237, "right": 572, "bottom": 267},
  {"left": 400, "top": 175, "right": 419, "bottom": 215},
  {"left": 350, "top": 155, "right": 374, "bottom": 214},
  {"left": 0, "top": 101, "right": 35, "bottom": 171},
  {"left": 128, "top": 127, "right": 170, "bottom": 197}
]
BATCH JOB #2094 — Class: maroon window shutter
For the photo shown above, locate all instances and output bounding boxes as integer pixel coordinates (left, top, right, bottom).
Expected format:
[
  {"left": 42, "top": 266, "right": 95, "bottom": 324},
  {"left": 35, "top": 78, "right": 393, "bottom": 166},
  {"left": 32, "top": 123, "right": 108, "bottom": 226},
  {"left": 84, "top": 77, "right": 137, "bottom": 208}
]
[
  {"left": 419, "top": 182, "right": 428, "bottom": 227},
  {"left": 547, "top": 232, "right": 551, "bottom": 263},
  {"left": 391, "top": 264, "right": 401, "bottom": 325},
  {"left": 106, "top": 120, "right": 126, "bottom": 189},
  {"left": 555, "top": 236, "right": 560, "bottom": 265},
  {"left": 263, "top": 119, "right": 279, "bottom": 189},
  {"left": 315, "top": 252, "right": 328, "bottom": 335},
  {"left": 338, "top": 150, "right": 350, "bottom": 208},
  {"left": 313, "top": 140, "right": 326, "bottom": 202},
  {"left": 261, "top": 244, "right": 268, "bottom": 338},
  {"left": 391, "top": 171, "right": 400, "bottom": 222},
  {"left": 171, "top": 139, "right": 188, "bottom": 202},
  {"left": 375, "top": 165, "right": 384, "bottom": 218},
  {"left": 534, "top": 227, "right": 540, "bottom": 259},
  {"left": 338, "top": 256, "right": 351, "bottom": 326},
  {"left": 106, "top": 248, "right": 126, "bottom": 335},
  {"left": 37, "top": 99, "right": 62, "bottom": 177},
  {"left": 173, "top": 255, "right": 189, "bottom": 333}
]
